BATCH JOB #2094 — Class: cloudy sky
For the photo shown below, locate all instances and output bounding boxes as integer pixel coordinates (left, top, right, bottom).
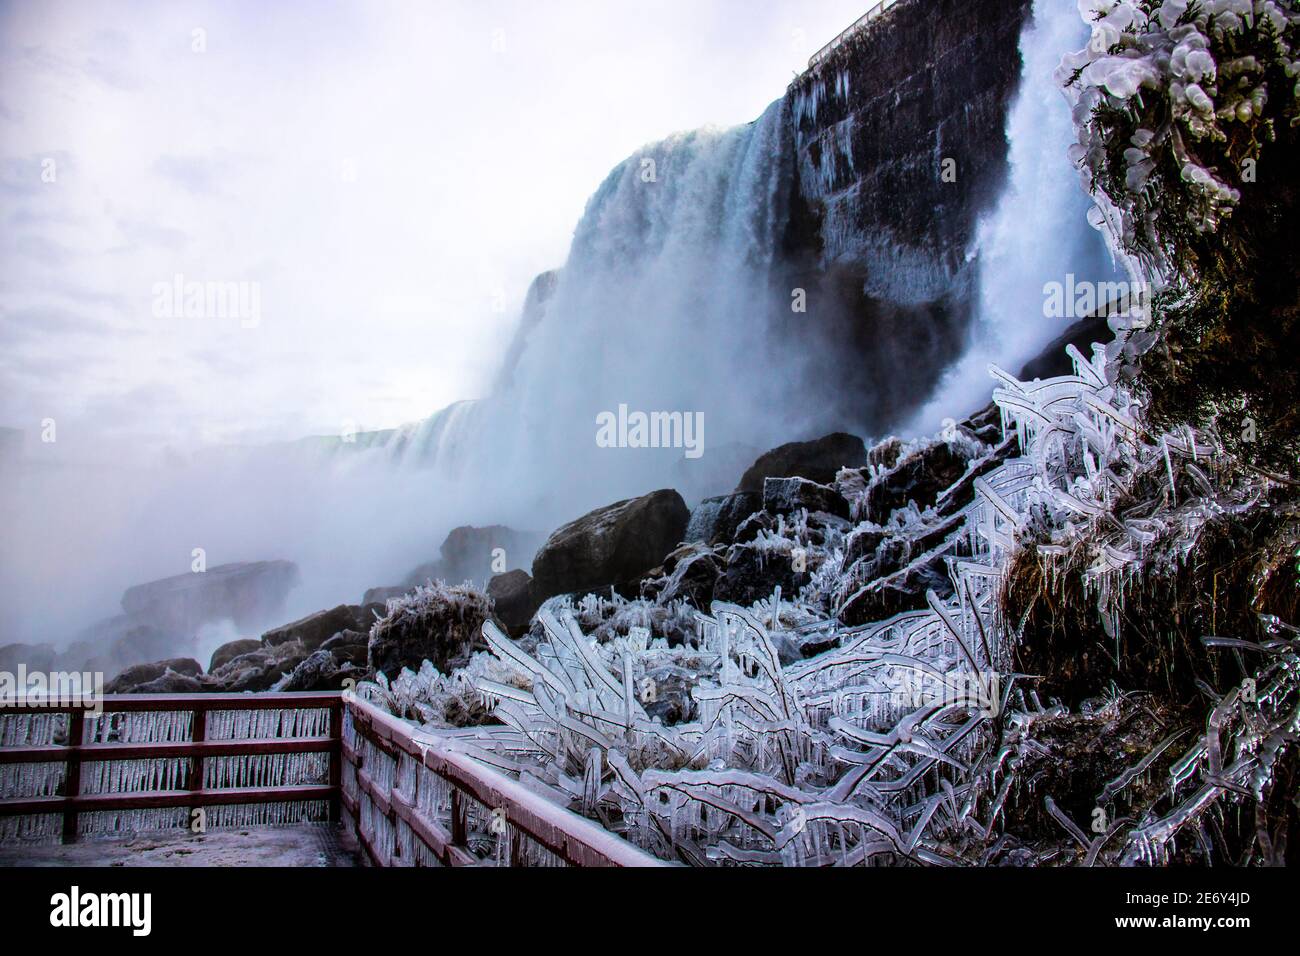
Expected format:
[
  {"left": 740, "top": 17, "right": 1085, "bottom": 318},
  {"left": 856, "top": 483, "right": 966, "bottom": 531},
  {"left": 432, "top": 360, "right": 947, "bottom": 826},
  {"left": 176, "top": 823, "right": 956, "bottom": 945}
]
[{"left": 0, "top": 0, "right": 870, "bottom": 455}]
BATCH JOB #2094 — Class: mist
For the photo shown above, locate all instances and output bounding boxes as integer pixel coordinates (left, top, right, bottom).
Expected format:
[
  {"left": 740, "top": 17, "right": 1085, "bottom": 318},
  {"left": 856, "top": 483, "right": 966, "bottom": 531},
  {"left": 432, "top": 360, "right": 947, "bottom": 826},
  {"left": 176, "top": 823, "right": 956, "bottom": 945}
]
[{"left": 1, "top": 0, "right": 1116, "bottom": 662}]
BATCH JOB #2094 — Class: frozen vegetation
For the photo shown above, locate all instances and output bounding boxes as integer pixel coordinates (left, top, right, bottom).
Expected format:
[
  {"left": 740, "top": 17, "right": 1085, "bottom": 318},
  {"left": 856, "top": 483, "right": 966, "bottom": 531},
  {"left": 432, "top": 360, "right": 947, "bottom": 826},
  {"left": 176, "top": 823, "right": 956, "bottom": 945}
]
[{"left": 354, "top": 329, "right": 1296, "bottom": 863}]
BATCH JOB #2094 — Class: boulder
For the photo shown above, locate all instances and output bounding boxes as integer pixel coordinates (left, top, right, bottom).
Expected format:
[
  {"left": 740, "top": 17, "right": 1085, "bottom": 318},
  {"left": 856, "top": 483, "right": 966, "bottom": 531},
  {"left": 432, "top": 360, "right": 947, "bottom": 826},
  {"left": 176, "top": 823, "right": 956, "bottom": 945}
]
[
  {"left": 864, "top": 440, "right": 976, "bottom": 524},
  {"left": 713, "top": 544, "right": 809, "bottom": 607},
  {"left": 362, "top": 585, "right": 409, "bottom": 606},
  {"left": 128, "top": 670, "right": 206, "bottom": 694},
  {"left": 320, "top": 629, "right": 369, "bottom": 667},
  {"left": 762, "top": 477, "right": 850, "bottom": 520},
  {"left": 275, "top": 649, "right": 364, "bottom": 692},
  {"left": 1017, "top": 312, "right": 1110, "bottom": 382},
  {"left": 0, "top": 642, "right": 54, "bottom": 673},
  {"left": 438, "top": 525, "right": 543, "bottom": 586},
  {"left": 838, "top": 550, "right": 953, "bottom": 626},
  {"left": 867, "top": 435, "right": 905, "bottom": 472},
  {"left": 684, "top": 491, "right": 762, "bottom": 545},
  {"left": 368, "top": 585, "right": 492, "bottom": 678},
  {"left": 640, "top": 544, "right": 724, "bottom": 608},
  {"left": 736, "top": 433, "right": 867, "bottom": 493},
  {"left": 732, "top": 510, "right": 776, "bottom": 544},
  {"left": 640, "top": 670, "right": 697, "bottom": 725},
  {"left": 960, "top": 401, "right": 1005, "bottom": 446},
  {"left": 843, "top": 524, "right": 890, "bottom": 568},
  {"left": 209, "top": 639, "right": 260, "bottom": 673},
  {"left": 53, "top": 616, "right": 174, "bottom": 676},
  {"left": 262, "top": 604, "right": 366, "bottom": 652},
  {"left": 105, "top": 658, "right": 203, "bottom": 694},
  {"left": 487, "top": 570, "right": 541, "bottom": 635},
  {"left": 207, "top": 642, "right": 308, "bottom": 693},
  {"left": 120, "top": 560, "right": 300, "bottom": 637},
  {"left": 531, "top": 489, "right": 690, "bottom": 599},
  {"left": 401, "top": 526, "right": 544, "bottom": 589}
]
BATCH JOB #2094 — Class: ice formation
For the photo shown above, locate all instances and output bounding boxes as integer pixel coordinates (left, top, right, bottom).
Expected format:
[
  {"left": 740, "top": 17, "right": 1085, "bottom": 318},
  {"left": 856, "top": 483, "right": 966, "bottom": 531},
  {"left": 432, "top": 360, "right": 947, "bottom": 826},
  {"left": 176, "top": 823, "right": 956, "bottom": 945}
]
[
  {"left": 1061, "top": 0, "right": 1299, "bottom": 253},
  {"left": 355, "top": 311, "right": 1296, "bottom": 865}
]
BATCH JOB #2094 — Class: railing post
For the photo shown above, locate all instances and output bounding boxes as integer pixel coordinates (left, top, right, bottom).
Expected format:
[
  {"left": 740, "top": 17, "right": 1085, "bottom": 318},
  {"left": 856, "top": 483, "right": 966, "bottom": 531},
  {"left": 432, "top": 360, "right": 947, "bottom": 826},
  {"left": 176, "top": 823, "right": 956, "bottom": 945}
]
[
  {"left": 450, "top": 788, "right": 467, "bottom": 848},
  {"left": 62, "top": 709, "right": 84, "bottom": 844},
  {"left": 188, "top": 706, "right": 206, "bottom": 807},
  {"left": 328, "top": 698, "right": 342, "bottom": 823}
]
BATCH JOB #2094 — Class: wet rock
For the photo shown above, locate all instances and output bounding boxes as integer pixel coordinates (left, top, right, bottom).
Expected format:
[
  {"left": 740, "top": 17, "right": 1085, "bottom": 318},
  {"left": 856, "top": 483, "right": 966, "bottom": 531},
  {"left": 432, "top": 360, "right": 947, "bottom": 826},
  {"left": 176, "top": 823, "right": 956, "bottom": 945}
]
[
  {"left": 209, "top": 639, "right": 260, "bottom": 673},
  {"left": 864, "top": 440, "right": 977, "bottom": 524},
  {"left": 1017, "top": 312, "right": 1111, "bottom": 382},
  {"left": 932, "top": 433, "right": 1018, "bottom": 517},
  {"left": 320, "top": 629, "right": 369, "bottom": 667},
  {"left": 960, "top": 401, "right": 1005, "bottom": 446},
  {"left": 207, "top": 642, "right": 308, "bottom": 693},
  {"left": 275, "top": 648, "right": 364, "bottom": 692},
  {"left": 842, "top": 524, "right": 890, "bottom": 567},
  {"left": 732, "top": 510, "right": 777, "bottom": 544},
  {"left": 781, "top": 0, "right": 1033, "bottom": 431},
  {"left": 120, "top": 560, "right": 300, "bottom": 637},
  {"left": 736, "top": 433, "right": 867, "bottom": 493},
  {"left": 0, "top": 643, "right": 54, "bottom": 673},
  {"left": 762, "top": 476, "right": 851, "bottom": 520},
  {"left": 487, "top": 570, "right": 541, "bottom": 635},
  {"left": 641, "top": 671, "right": 698, "bottom": 725},
  {"left": 713, "top": 544, "right": 808, "bottom": 607},
  {"left": 684, "top": 491, "right": 762, "bottom": 545},
  {"left": 362, "top": 585, "right": 409, "bottom": 606},
  {"left": 838, "top": 549, "right": 953, "bottom": 626},
  {"left": 440, "top": 525, "right": 544, "bottom": 586},
  {"left": 128, "top": 670, "right": 206, "bottom": 694},
  {"left": 368, "top": 585, "right": 492, "bottom": 678},
  {"left": 262, "top": 604, "right": 366, "bottom": 652},
  {"left": 531, "top": 489, "right": 689, "bottom": 600},
  {"left": 401, "top": 526, "right": 544, "bottom": 589},
  {"left": 105, "top": 658, "right": 203, "bottom": 694},
  {"left": 641, "top": 544, "right": 724, "bottom": 608},
  {"left": 867, "top": 436, "right": 905, "bottom": 472}
]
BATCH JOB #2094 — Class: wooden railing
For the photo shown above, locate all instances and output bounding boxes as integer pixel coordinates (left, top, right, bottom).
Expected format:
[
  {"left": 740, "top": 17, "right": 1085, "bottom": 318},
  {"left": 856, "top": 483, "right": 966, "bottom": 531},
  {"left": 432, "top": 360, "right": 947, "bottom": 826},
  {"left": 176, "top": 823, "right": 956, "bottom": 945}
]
[
  {"left": 808, "top": 0, "right": 899, "bottom": 70},
  {"left": 1, "top": 691, "right": 662, "bottom": 866},
  {"left": 341, "top": 693, "right": 664, "bottom": 867},
  {"left": 0, "top": 693, "right": 342, "bottom": 843}
]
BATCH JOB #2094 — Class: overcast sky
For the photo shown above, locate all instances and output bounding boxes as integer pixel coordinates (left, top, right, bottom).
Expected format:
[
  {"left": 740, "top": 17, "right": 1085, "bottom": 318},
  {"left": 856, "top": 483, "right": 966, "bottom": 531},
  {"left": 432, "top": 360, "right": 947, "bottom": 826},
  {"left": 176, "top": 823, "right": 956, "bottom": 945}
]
[{"left": 0, "top": 0, "right": 871, "bottom": 455}]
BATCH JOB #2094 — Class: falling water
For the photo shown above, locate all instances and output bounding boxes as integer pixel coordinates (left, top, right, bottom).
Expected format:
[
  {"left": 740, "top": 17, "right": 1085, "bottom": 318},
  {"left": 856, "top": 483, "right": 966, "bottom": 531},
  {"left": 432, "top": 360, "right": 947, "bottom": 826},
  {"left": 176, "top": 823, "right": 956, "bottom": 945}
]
[{"left": 908, "top": 0, "right": 1121, "bottom": 432}]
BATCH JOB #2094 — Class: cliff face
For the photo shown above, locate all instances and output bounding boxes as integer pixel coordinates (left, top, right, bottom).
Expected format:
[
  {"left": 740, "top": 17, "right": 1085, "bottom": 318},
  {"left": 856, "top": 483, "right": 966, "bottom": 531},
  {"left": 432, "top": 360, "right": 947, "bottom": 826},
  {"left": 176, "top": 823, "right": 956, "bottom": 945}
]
[{"left": 776, "top": 0, "right": 1033, "bottom": 431}]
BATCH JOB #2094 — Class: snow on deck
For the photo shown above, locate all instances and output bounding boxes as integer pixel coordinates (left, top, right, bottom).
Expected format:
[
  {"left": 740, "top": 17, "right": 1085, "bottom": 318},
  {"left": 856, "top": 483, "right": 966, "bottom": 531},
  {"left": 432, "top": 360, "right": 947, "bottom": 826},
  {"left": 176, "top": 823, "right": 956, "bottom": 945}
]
[{"left": 0, "top": 824, "right": 358, "bottom": 867}]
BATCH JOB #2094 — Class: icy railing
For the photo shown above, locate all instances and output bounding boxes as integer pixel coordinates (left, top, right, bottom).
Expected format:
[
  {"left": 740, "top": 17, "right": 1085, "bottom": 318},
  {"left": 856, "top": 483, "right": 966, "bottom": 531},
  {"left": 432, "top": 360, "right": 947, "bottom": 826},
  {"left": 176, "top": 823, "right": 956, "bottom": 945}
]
[
  {"left": 0, "top": 693, "right": 342, "bottom": 845},
  {"left": 807, "top": 0, "right": 900, "bottom": 70},
  {"left": 340, "top": 692, "right": 664, "bottom": 867}
]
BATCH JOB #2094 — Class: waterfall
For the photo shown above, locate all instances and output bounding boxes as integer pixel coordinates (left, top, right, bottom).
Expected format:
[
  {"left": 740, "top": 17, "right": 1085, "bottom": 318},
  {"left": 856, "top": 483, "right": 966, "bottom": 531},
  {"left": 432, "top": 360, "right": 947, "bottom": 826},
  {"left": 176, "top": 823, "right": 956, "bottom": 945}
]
[
  {"left": 908, "top": 0, "right": 1122, "bottom": 432},
  {"left": 440, "top": 98, "right": 810, "bottom": 518}
]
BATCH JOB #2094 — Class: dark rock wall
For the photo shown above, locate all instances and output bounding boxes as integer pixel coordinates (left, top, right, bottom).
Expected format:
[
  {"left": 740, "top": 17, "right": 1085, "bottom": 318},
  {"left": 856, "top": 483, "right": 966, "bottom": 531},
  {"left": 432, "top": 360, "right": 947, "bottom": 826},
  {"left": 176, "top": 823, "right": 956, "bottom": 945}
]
[{"left": 777, "top": 0, "right": 1033, "bottom": 432}]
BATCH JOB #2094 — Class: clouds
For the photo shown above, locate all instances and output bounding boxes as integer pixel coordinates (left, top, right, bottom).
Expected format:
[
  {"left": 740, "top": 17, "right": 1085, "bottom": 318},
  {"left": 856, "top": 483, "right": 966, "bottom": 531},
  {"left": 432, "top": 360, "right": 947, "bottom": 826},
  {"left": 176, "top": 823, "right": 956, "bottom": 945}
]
[{"left": 0, "top": 0, "right": 872, "bottom": 458}]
